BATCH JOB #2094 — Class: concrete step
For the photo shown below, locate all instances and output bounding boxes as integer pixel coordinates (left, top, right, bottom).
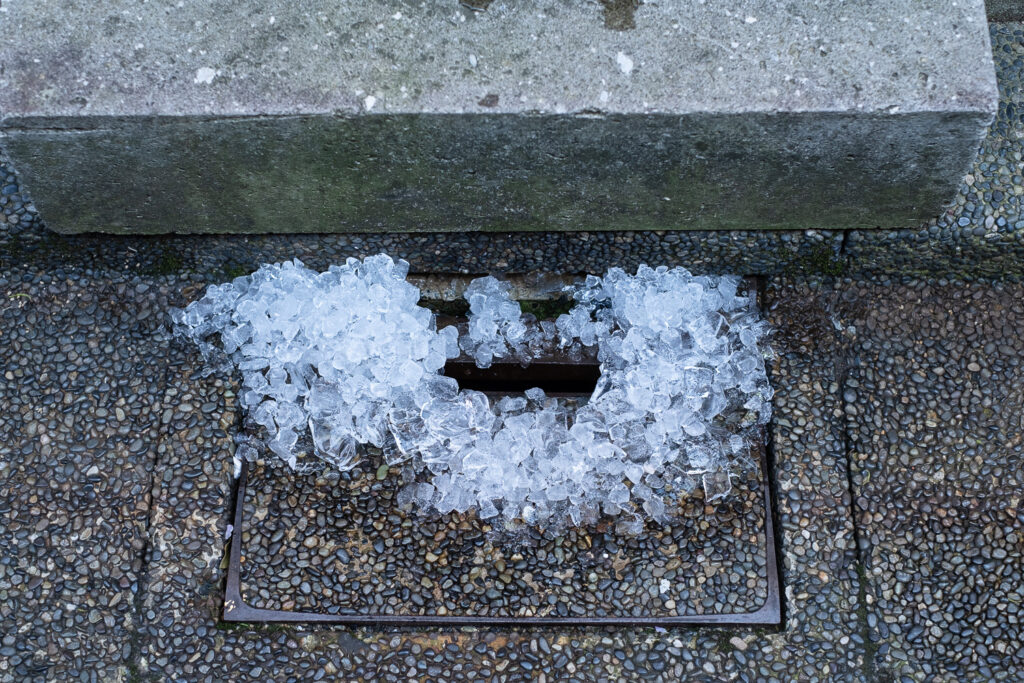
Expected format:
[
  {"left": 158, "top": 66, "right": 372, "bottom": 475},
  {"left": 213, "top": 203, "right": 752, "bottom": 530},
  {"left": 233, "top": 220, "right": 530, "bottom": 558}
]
[{"left": 0, "top": 0, "right": 998, "bottom": 234}]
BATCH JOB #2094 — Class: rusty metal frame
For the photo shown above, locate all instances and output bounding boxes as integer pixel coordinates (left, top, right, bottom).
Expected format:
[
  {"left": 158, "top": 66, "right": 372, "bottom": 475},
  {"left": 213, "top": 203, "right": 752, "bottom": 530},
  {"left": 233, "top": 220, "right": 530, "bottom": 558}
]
[{"left": 223, "top": 440, "right": 781, "bottom": 627}]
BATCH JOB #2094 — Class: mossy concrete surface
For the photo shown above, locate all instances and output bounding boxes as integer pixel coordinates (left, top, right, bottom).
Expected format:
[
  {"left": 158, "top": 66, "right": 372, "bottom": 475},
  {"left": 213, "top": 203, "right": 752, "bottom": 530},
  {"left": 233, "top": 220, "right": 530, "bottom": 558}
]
[
  {"left": 0, "top": 0, "right": 998, "bottom": 234},
  {"left": 0, "top": 112, "right": 994, "bottom": 234}
]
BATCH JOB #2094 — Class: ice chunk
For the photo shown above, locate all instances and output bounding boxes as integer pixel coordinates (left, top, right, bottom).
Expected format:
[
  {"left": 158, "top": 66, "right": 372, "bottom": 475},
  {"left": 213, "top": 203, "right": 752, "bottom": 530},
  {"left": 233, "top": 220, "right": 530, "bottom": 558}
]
[
  {"left": 460, "top": 276, "right": 558, "bottom": 367},
  {"left": 174, "top": 257, "right": 772, "bottom": 535},
  {"left": 703, "top": 470, "right": 733, "bottom": 501}
]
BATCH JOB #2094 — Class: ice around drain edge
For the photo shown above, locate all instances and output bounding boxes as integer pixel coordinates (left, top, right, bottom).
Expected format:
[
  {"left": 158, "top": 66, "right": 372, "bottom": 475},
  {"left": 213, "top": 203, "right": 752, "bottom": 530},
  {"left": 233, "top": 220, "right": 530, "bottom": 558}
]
[{"left": 173, "top": 255, "right": 772, "bottom": 534}]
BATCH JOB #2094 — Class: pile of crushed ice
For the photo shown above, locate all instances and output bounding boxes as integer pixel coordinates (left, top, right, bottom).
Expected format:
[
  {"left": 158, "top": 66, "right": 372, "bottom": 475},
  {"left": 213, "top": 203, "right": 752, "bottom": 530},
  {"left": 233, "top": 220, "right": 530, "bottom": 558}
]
[{"left": 173, "top": 255, "right": 772, "bottom": 533}]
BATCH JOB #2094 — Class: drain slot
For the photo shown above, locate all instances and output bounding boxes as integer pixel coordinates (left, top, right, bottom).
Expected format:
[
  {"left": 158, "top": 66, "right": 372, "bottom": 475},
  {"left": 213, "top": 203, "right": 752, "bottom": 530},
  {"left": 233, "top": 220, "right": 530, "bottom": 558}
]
[
  {"left": 443, "top": 358, "right": 600, "bottom": 395},
  {"left": 224, "top": 280, "right": 777, "bottom": 627}
]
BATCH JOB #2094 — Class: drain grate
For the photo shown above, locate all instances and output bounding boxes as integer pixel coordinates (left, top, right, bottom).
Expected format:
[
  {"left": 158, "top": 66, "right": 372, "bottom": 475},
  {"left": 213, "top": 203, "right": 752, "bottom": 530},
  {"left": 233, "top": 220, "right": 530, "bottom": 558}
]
[
  {"left": 226, "top": 276, "right": 782, "bottom": 626},
  {"left": 224, "top": 350, "right": 780, "bottom": 626}
]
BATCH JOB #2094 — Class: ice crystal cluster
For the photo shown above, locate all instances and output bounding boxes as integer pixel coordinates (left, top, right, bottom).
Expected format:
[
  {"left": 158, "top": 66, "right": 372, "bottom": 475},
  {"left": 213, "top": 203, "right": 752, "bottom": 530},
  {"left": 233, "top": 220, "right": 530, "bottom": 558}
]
[
  {"left": 173, "top": 256, "right": 772, "bottom": 533},
  {"left": 458, "top": 276, "right": 558, "bottom": 367}
]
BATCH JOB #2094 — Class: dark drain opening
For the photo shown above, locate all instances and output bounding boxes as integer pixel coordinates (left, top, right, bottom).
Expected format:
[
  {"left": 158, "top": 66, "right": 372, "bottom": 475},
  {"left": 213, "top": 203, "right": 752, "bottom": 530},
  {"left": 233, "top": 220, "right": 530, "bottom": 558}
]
[{"left": 443, "top": 358, "right": 600, "bottom": 395}]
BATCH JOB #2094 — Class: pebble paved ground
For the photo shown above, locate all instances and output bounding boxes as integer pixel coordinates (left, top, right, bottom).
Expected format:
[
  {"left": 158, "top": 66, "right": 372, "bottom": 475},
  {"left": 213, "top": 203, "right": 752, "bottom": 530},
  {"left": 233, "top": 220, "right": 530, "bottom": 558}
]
[
  {"left": 0, "top": 20, "right": 1022, "bottom": 683},
  {"left": 841, "top": 281, "right": 1024, "bottom": 679},
  {"left": 237, "top": 445, "right": 770, "bottom": 620},
  {"left": 0, "top": 269, "right": 176, "bottom": 680}
]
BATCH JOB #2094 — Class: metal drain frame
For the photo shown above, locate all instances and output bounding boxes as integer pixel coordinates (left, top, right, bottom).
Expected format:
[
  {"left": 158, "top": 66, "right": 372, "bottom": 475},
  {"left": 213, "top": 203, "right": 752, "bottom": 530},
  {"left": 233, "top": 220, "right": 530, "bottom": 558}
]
[
  {"left": 225, "top": 280, "right": 779, "bottom": 626},
  {"left": 223, "top": 432, "right": 782, "bottom": 627}
]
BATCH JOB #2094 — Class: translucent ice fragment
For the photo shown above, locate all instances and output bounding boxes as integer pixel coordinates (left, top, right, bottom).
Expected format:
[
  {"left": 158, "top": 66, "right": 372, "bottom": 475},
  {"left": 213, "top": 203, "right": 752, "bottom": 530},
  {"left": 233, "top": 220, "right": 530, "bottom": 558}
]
[{"left": 703, "top": 470, "right": 732, "bottom": 502}]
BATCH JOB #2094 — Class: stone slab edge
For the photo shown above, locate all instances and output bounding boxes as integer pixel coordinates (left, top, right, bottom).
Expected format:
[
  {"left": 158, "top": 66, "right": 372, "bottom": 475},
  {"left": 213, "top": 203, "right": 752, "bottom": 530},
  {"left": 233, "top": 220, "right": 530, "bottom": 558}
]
[
  {"left": 987, "top": 0, "right": 1024, "bottom": 21},
  {"left": 0, "top": 0, "right": 999, "bottom": 234},
  {"left": 0, "top": 109, "right": 994, "bottom": 234}
]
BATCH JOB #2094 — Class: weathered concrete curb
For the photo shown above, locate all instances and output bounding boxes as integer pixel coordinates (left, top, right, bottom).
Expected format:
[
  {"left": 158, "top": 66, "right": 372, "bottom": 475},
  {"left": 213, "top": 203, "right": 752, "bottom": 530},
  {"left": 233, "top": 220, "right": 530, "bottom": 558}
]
[
  {"left": 0, "top": 0, "right": 999, "bottom": 234},
  {"left": 0, "top": 113, "right": 997, "bottom": 235}
]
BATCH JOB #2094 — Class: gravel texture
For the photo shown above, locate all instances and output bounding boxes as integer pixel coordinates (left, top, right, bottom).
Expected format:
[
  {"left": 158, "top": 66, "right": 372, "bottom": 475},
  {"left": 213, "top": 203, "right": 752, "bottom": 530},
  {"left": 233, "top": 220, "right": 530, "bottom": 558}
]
[
  {"left": 1, "top": 265, "right": 1014, "bottom": 680},
  {"left": 237, "top": 453, "right": 769, "bottom": 619},
  {"left": 5, "top": 252, "right": 1019, "bottom": 679},
  {"left": 2, "top": 222, "right": 844, "bottom": 281},
  {"left": 841, "top": 279, "right": 1024, "bottom": 680},
  {"left": 754, "top": 278, "right": 867, "bottom": 680},
  {"left": 127, "top": 273, "right": 867, "bottom": 681},
  {"left": 0, "top": 261, "right": 867, "bottom": 680},
  {"left": 0, "top": 267, "right": 174, "bottom": 680}
]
